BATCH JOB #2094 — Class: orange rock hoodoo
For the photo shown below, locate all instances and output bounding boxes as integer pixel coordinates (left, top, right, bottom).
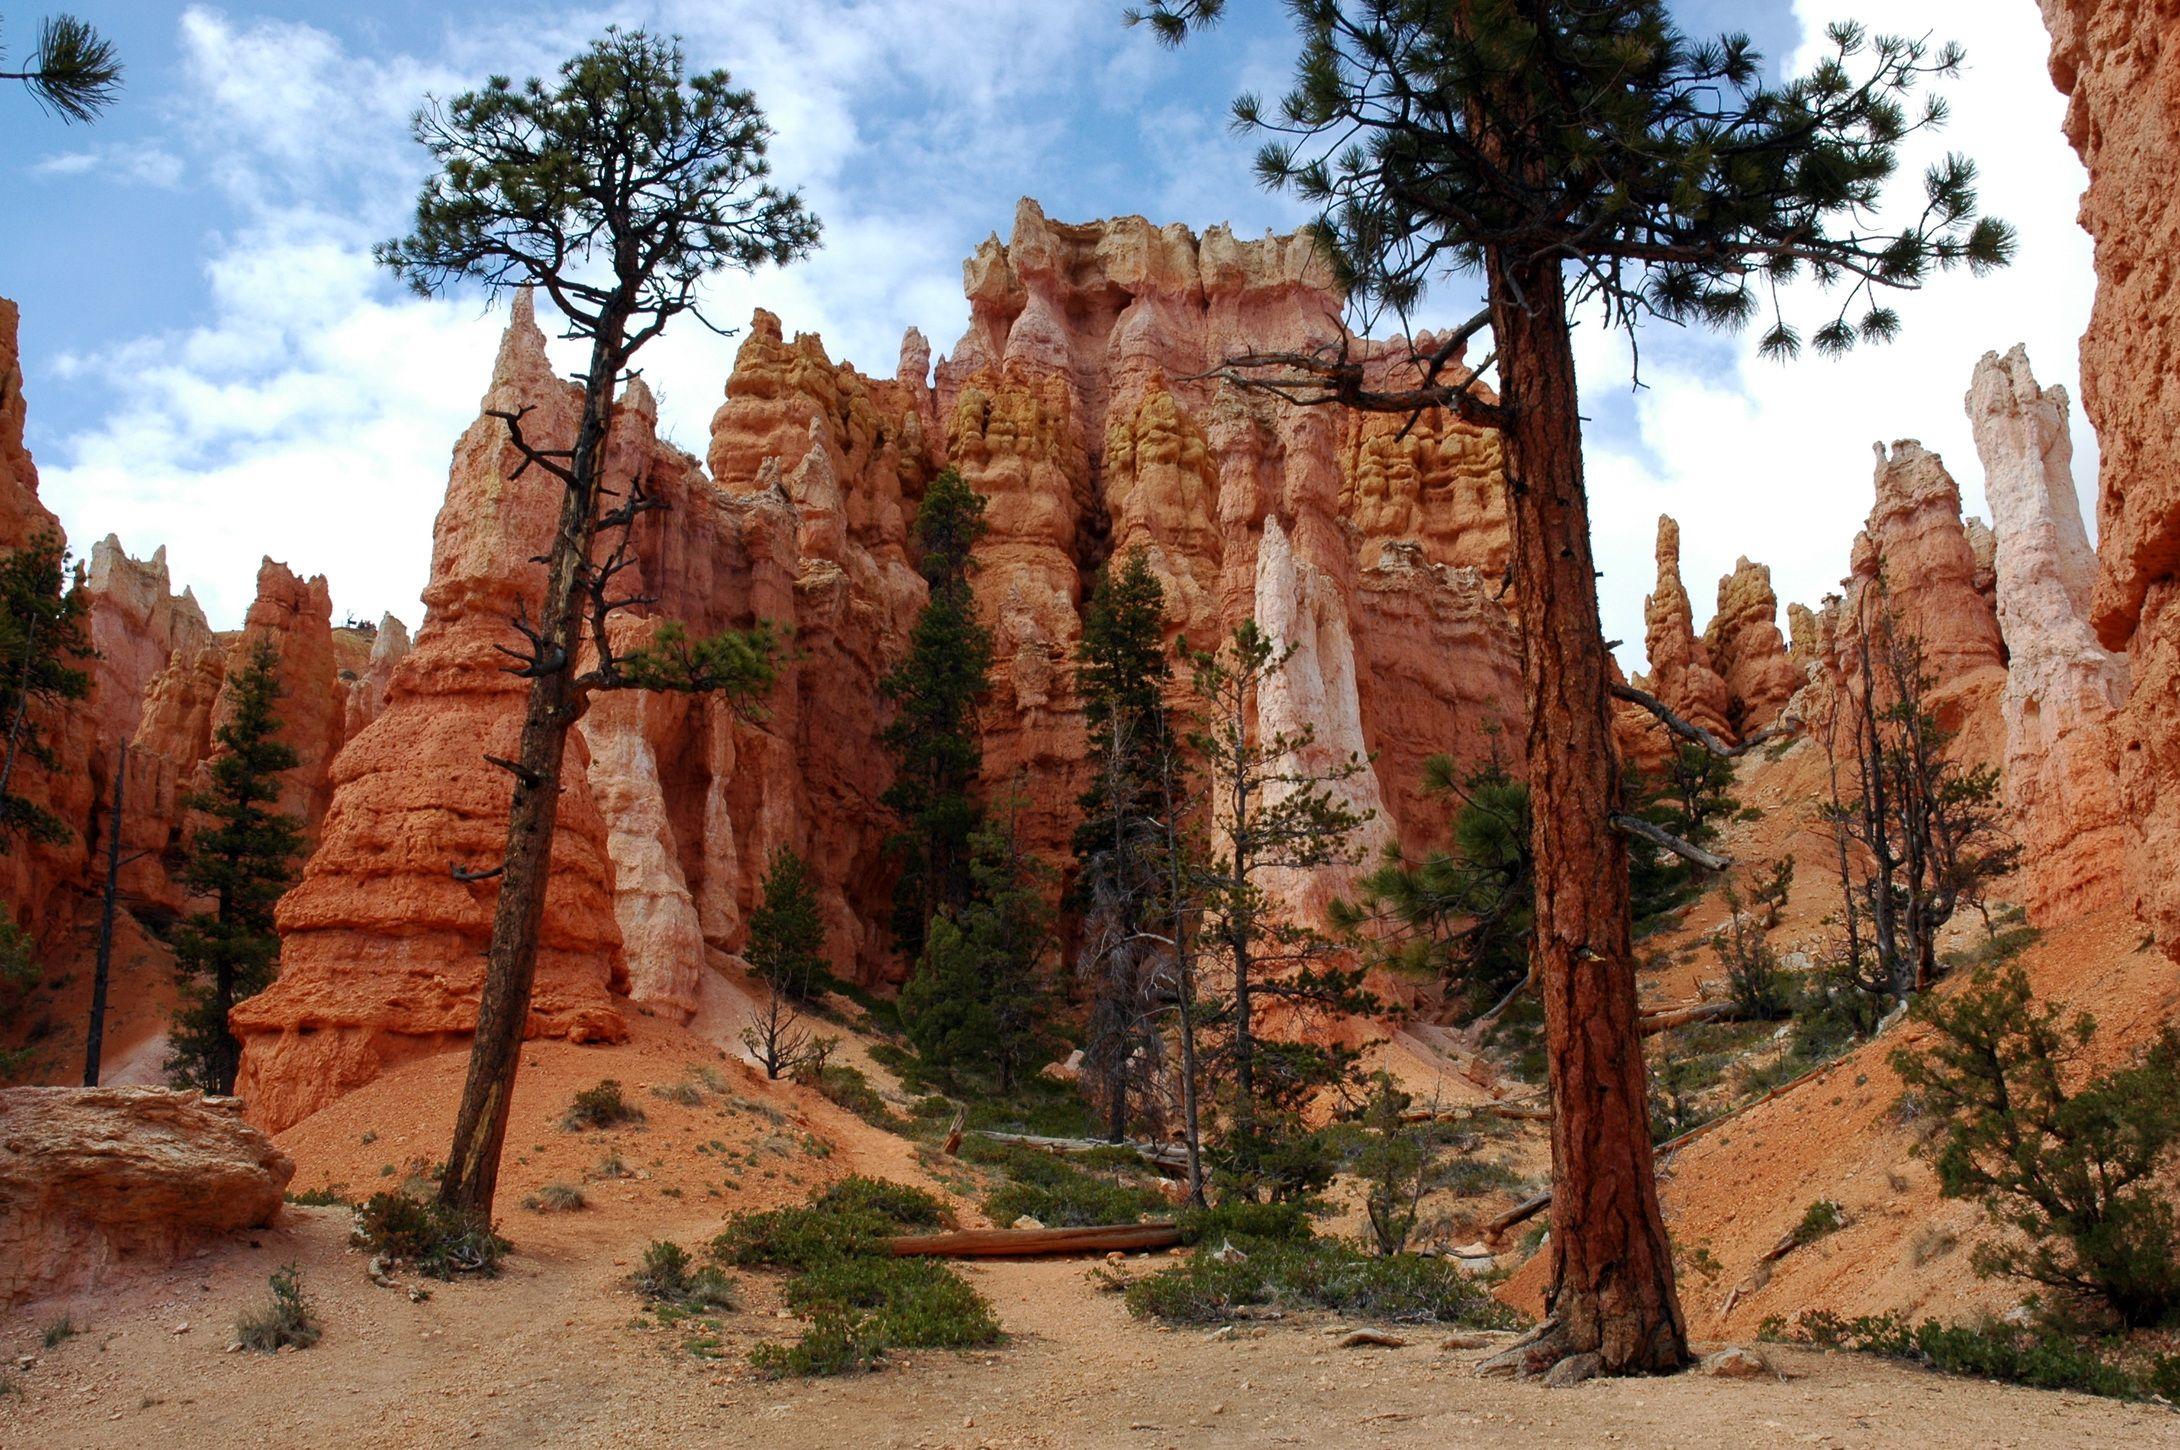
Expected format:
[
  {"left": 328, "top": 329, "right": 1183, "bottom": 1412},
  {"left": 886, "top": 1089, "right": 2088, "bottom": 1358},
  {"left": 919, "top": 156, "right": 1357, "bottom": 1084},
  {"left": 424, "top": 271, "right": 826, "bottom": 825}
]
[{"left": 2042, "top": 0, "right": 2180, "bottom": 966}]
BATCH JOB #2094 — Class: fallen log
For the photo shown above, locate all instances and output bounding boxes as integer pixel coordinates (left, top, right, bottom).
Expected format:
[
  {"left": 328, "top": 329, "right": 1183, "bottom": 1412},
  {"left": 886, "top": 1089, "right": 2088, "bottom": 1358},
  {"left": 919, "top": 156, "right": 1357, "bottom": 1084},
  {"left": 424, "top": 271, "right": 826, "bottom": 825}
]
[
  {"left": 1638, "top": 1000, "right": 1740, "bottom": 1036},
  {"left": 889, "top": 1222, "right": 1183, "bottom": 1258},
  {"left": 971, "top": 1130, "right": 1191, "bottom": 1173},
  {"left": 1399, "top": 1102, "right": 1552, "bottom": 1125}
]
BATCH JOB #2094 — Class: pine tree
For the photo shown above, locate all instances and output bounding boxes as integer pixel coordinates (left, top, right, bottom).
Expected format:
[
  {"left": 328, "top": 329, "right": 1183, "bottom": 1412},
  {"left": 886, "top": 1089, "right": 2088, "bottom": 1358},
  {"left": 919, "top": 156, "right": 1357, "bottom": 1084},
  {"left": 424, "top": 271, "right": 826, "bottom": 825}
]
[
  {"left": 881, "top": 468, "right": 993, "bottom": 958},
  {"left": 1072, "top": 551, "right": 1172, "bottom": 1141},
  {"left": 0, "top": 532, "right": 92, "bottom": 1053},
  {"left": 746, "top": 847, "right": 829, "bottom": 1001},
  {"left": 1335, "top": 754, "right": 1532, "bottom": 1019},
  {"left": 1182, "top": 621, "right": 1376, "bottom": 1201},
  {"left": 1, "top": 13, "right": 121, "bottom": 122},
  {"left": 0, "top": 530, "right": 92, "bottom": 851},
  {"left": 167, "top": 637, "right": 303, "bottom": 1095},
  {"left": 901, "top": 800, "right": 1053, "bottom": 1092},
  {"left": 377, "top": 29, "right": 810, "bottom": 1216},
  {"left": 1134, "top": 0, "right": 2009, "bottom": 1374}
]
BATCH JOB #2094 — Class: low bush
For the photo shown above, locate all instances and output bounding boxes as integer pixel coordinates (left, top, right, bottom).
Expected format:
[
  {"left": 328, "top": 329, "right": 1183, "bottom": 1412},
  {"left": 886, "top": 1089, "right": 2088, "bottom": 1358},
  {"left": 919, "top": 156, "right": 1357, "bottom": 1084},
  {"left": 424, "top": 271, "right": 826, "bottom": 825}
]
[
  {"left": 816, "top": 1175, "right": 946, "bottom": 1229},
  {"left": 1175, "top": 1199, "right": 1314, "bottom": 1247},
  {"left": 285, "top": 1186, "right": 351, "bottom": 1208},
  {"left": 965, "top": 1142, "right": 1165, "bottom": 1229},
  {"left": 730, "top": 1181, "right": 1002, "bottom": 1378},
  {"left": 234, "top": 1265, "right": 321, "bottom": 1352},
  {"left": 1893, "top": 965, "right": 2180, "bottom": 1328},
  {"left": 1793, "top": 1199, "right": 1847, "bottom": 1247},
  {"left": 563, "top": 1079, "right": 645, "bottom": 1131},
  {"left": 631, "top": 1240, "right": 735, "bottom": 1310},
  {"left": 40, "top": 1316, "right": 75, "bottom": 1350},
  {"left": 801, "top": 1063, "right": 904, "bottom": 1130},
  {"left": 354, "top": 1189, "right": 508, "bottom": 1279},
  {"left": 1125, "top": 1233, "right": 1515, "bottom": 1328},
  {"left": 1768, "top": 1309, "right": 2180, "bottom": 1402},
  {"left": 521, "top": 1182, "right": 586, "bottom": 1213}
]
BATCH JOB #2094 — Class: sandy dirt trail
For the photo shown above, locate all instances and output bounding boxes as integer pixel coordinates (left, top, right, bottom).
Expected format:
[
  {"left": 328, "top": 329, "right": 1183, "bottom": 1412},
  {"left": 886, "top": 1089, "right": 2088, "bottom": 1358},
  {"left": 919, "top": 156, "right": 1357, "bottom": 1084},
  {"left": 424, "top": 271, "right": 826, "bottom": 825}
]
[{"left": 4, "top": 1205, "right": 2176, "bottom": 1449}]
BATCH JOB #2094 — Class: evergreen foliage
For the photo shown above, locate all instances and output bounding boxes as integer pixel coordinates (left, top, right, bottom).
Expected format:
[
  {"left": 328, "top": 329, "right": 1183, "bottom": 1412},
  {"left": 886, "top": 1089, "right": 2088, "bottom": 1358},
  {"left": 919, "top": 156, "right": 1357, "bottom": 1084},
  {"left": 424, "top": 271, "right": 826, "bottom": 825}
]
[
  {"left": 1893, "top": 966, "right": 2180, "bottom": 1328},
  {"left": 900, "top": 803, "right": 1053, "bottom": 1093},
  {"left": 0, "top": 531, "right": 93, "bottom": 851},
  {"left": 1181, "top": 621, "right": 1376, "bottom": 1201},
  {"left": 1071, "top": 551, "right": 1174, "bottom": 1140},
  {"left": 1334, "top": 754, "right": 1531, "bottom": 1016},
  {"left": 0, "top": 12, "right": 121, "bottom": 122},
  {"left": 881, "top": 468, "right": 992, "bottom": 957},
  {"left": 747, "top": 847, "right": 829, "bottom": 999},
  {"left": 167, "top": 637, "right": 302, "bottom": 1095}
]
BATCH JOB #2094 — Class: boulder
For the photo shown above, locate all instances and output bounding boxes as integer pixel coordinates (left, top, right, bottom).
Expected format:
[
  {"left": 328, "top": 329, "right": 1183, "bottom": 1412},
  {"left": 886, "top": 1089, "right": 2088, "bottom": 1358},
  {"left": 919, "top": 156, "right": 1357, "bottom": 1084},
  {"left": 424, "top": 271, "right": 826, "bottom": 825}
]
[{"left": 0, "top": 1086, "right": 293, "bottom": 1306}]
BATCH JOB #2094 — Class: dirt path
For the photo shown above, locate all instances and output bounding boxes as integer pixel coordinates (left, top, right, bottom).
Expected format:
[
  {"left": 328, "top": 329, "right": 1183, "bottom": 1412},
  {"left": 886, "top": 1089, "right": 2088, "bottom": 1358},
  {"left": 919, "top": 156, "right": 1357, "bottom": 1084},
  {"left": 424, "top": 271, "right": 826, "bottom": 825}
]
[{"left": 5, "top": 1206, "right": 2174, "bottom": 1449}]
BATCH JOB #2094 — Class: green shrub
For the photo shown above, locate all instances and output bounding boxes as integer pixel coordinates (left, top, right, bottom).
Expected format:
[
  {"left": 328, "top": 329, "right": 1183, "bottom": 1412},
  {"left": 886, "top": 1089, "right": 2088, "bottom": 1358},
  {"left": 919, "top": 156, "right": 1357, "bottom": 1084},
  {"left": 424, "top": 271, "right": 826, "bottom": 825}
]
[
  {"left": 1175, "top": 1199, "right": 1313, "bottom": 1246},
  {"left": 234, "top": 1265, "right": 321, "bottom": 1352},
  {"left": 1794, "top": 1199, "right": 1847, "bottom": 1247},
  {"left": 1125, "top": 1235, "right": 1514, "bottom": 1327},
  {"left": 733, "top": 1181, "right": 1002, "bottom": 1378},
  {"left": 713, "top": 1204, "right": 894, "bottom": 1270},
  {"left": 563, "top": 1079, "right": 645, "bottom": 1131},
  {"left": 1893, "top": 965, "right": 2180, "bottom": 1328},
  {"left": 1768, "top": 1310, "right": 2180, "bottom": 1401},
  {"left": 650, "top": 1080, "right": 704, "bottom": 1107},
  {"left": 816, "top": 1175, "right": 946, "bottom": 1228},
  {"left": 354, "top": 1189, "right": 508, "bottom": 1279},
  {"left": 749, "top": 1306, "right": 880, "bottom": 1379},
  {"left": 803, "top": 1063, "right": 903, "bottom": 1129},
  {"left": 40, "top": 1315, "right": 75, "bottom": 1350},
  {"left": 631, "top": 1240, "right": 735, "bottom": 1310},
  {"left": 521, "top": 1182, "right": 586, "bottom": 1213},
  {"left": 285, "top": 1186, "right": 351, "bottom": 1208},
  {"left": 785, "top": 1255, "right": 1001, "bottom": 1349},
  {"left": 971, "top": 1143, "right": 1165, "bottom": 1229}
]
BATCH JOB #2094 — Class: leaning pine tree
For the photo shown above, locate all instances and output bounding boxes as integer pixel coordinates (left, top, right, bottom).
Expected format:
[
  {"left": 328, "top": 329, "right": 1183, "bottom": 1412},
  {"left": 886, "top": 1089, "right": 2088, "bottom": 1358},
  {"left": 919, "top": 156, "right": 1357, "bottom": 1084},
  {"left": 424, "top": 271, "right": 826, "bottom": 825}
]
[
  {"left": 1134, "top": 1, "right": 2010, "bottom": 1374},
  {"left": 377, "top": 28, "right": 816, "bottom": 1218},
  {"left": 167, "top": 637, "right": 303, "bottom": 1096}
]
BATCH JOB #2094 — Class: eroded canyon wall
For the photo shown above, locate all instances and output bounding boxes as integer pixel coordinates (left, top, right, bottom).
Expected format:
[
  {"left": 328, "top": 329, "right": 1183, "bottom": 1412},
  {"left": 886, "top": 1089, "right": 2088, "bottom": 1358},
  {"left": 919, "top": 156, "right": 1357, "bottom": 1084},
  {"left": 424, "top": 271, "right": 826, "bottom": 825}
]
[{"left": 2042, "top": 0, "right": 2180, "bottom": 964}]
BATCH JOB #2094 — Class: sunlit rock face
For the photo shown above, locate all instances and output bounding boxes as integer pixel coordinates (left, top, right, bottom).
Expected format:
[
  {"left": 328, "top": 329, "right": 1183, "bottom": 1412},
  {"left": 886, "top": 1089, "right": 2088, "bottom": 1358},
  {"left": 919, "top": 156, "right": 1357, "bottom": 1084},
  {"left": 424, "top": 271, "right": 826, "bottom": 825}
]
[
  {"left": 1640, "top": 515, "right": 1732, "bottom": 744},
  {"left": 1704, "top": 557, "right": 1797, "bottom": 737},
  {"left": 1967, "top": 345, "right": 2127, "bottom": 925},
  {"left": 2040, "top": 0, "right": 2180, "bottom": 964},
  {"left": 216, "top": 204, "right": 1529, "bottom": 1125}
]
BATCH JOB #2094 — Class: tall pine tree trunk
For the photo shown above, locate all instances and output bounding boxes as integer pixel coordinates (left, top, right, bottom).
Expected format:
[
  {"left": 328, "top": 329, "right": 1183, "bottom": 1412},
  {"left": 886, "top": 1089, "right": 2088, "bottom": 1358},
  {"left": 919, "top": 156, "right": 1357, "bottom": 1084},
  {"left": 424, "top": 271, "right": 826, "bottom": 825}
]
[
  {"left": 84, "top": 742, "right": 126, "bottom": 1086},
  {"left": 1492, "top": 254, "right": 1687, "bottom": 1374},
  {"left": 440, "top": 316, "right": 624, "bottom": 1217}
]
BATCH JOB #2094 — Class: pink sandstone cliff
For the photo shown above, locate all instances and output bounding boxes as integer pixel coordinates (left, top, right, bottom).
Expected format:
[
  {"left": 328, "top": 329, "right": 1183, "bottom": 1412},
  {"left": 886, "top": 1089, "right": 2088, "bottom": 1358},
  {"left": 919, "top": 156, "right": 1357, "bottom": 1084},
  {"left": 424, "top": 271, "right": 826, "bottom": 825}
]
[
  {"left": 2042, "top": 0, "right": 2180, "bottom": 965},
  {"left": 1966, "top": 344, "right": 2128, "bottom": 925}
]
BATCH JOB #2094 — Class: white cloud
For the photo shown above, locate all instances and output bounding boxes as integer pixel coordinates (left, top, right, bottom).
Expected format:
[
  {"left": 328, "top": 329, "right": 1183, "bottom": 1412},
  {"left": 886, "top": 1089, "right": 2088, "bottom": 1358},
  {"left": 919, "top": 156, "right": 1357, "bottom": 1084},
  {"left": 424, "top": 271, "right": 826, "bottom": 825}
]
[
  {"left": 32, "top": 143, "right": 185, "bottom": 187},
  {"left": 1584, "top": 2, "right": 2093, "bottom": 674},
  {"left": 34, "top": 0, "right": 2092, "bottom": 663}
]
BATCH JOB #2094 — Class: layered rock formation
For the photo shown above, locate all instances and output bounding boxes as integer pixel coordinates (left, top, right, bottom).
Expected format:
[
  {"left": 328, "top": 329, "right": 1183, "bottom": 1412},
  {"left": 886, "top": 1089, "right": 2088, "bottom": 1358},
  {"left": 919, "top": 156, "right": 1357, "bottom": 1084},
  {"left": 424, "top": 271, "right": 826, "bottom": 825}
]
[
  {"left": 1704, "top": 557, "right": 1798, "bottom": 735},
  {"left": 224, "top": 205, "right": 1525, "bottom": 1125},
  {"left": 1967, "top": 345, "right": 2127, "bottom": 924},
  {"left": 0, "top": 1086, "right": 292, "bottom": 1306},
  {"left": 228, "top": 558, "right": 343, "bottom": 840},
  {"left": 1638, "top": 515, "right": 1732, "bottom": 743},
  {"left": 233, "top": 296, "right": 630, "bottom": 1131},
  {"left": 2042, "top": 0, "right": 2180, "bottom": 964},
  {"left": 1836, "top": 443, "right": 2007, "bottom": 709}
]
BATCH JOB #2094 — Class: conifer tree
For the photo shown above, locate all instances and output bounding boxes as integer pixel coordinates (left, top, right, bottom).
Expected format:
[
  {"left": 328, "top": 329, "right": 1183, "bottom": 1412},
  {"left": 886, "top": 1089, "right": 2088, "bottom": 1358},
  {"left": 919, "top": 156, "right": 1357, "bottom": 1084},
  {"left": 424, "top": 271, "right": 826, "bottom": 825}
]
[
  {"left": 746, "top": 847, "right": 829, "bottom": 1000},
  {"left": 1, "top": 12, "right": 120, "bottom": 122},
  {"left": 0, "top": 531, "right": 92, "bottom": 850},
  {"left": 901, "top": 799, "right": 1054, "bottom": 1092},
  {"left": 167, "top": 637, "right": 303, "bottom": 1095},
  {"left": 377, "top": 29, "right": 810, "bottom": 1216},
  {"left": 1182, "top": 621, "right": 1376, "bottom": 1200},
  {"left": 1135, "top": 0, "right": 2009, "bottom": 1373},
  {"left": 0, "top": 532, "right": 92, "bottom": 1053},
  {"left": 1072, "top": 551, "right": 1172, "bottom": 1140},
  {"left": 881, "top": 468, "right": 993, "bottom": 958}
]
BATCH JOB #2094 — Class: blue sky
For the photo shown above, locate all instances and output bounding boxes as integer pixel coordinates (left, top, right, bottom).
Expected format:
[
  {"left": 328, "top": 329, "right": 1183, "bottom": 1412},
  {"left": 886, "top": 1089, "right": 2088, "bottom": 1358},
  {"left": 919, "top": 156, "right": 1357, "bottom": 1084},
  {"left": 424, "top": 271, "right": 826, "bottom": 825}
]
[{"left": 2, "top": 3, "right": 2090, "bottom": 674}]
